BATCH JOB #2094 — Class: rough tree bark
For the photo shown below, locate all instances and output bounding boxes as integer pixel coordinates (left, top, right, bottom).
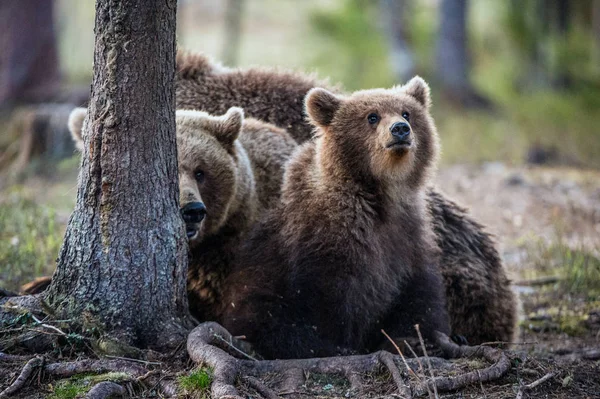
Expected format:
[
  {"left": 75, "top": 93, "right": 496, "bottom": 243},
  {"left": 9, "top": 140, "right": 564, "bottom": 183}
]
[
  {"left": 43, "top": 0, "right": 193, "bottom": 350},
  {"left": 0, "top": 0, "right": 60, "bottom": 109},
  {"left": 435, "top": 0, "right": 492, "bottom": 108}
]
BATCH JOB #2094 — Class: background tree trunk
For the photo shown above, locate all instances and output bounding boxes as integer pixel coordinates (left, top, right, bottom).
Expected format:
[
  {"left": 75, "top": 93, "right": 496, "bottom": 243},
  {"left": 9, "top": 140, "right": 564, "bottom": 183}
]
[
  {"left": 0, "top": 0, "right": 60, "bottom": 110},
  {"left": 221, "top": 0, "right": 245, "bottom": 66},
  {"left": 435, "top": 0, "right": 491, "bottom": 108},
  {"left": 594, "top": 0, "right": 600, "bottom": 73},
  {"left": 380, "top": 0, "right": 415, "bottom": 82},
  {"left": 44, "top": 0, "right": 192, "bottom": 350}
]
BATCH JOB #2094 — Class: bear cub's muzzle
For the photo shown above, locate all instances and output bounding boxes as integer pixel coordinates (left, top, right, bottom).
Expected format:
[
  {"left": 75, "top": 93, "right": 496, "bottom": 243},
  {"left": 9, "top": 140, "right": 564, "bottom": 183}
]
[
  {"left": 180, "top": 201, "right": 207, "bottom": 239},
  {"left": 387, "top": 121, "right": 412, "bottom": 150}
]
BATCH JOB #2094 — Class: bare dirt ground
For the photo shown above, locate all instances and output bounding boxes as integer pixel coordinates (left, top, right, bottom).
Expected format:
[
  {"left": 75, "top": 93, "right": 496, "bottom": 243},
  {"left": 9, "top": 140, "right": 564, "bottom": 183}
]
[{"left": 1, "top": 162, "right": 599, "bottom": 398}]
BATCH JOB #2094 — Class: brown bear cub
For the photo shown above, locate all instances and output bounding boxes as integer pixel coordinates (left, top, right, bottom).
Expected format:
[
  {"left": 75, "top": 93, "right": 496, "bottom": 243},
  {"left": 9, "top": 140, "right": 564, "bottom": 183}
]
[
  {"left": 176, "top": 51, "right": 518, "bottom": 345},
  {"left": 68, "top": 107, "right": 297, "bottom": 321},
  {"left": 221, "top": 78, "right": 450, "bottom": 359}
]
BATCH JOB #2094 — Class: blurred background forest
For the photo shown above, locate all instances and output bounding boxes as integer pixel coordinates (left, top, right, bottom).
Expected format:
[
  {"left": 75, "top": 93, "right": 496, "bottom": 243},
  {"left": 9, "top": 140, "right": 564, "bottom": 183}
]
[{"left": 0, "top": 0, "right": 599, "bottom": 362}]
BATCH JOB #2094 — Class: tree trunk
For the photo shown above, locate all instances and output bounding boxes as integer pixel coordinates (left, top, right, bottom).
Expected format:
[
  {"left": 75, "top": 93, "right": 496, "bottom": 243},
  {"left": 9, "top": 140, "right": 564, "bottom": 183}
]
[
  {"left": 0, "top": 0, "right": 60, "bottom": 109},
  {"left": 435, "top": 0, "right": 491, "bottom": 108},
  {"left": 380, "top": 0, "right": 415, "bottom": 82},
  {"left": 221, "top": 0, "right": 245, "bottom": 66},
  {"left": 44, "top": 0, "right": 192, "bottom": 350},
  {"left": 594, "top": 0, "right": 600, "bottom": 73}
]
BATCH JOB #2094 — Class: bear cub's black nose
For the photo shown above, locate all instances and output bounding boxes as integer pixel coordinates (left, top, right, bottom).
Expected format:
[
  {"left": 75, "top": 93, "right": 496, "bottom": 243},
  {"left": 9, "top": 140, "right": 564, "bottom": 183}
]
[
  {"left": 390, "top": 121, "right": 411, "bottom": 140},
  {"left": 181, "top": 202, "right": 207, "bottom": 224}
]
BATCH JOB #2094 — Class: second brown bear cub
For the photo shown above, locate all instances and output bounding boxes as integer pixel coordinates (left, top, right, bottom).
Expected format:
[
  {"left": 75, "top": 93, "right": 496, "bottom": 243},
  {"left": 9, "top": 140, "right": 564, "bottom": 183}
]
[{"left": 222, "top": 78, "right": 450, "bottom": 359}]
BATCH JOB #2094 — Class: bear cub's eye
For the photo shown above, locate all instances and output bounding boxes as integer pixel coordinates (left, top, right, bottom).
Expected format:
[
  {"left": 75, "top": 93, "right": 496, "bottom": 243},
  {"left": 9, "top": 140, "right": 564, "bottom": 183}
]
[
  {"left": 367, "top": 113, "right": 380, "bottom": 125},
  {"left": 195, "top": 171, "right": 205, "bottom": 183},
  {"left": 402, "top": 111, "right": 410, "bottom": 122}
]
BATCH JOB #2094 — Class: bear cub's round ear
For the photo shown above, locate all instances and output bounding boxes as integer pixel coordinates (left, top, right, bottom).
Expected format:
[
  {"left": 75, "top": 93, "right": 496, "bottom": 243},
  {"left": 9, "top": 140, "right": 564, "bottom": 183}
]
[
  {"left": 68, "top": 107, "right": 88, "bottom": 152},
  {"left": 305, "top": 88, "right": 342, "bottom": 128},
  {"left": 213, "top": 107, "right": 244, "bottom": 147},
  {"left": 176, "top": 107, "right": 244, "bottom": 148},
  {"left": 402, "top": 76, "right": 431, "bottom": 109}
]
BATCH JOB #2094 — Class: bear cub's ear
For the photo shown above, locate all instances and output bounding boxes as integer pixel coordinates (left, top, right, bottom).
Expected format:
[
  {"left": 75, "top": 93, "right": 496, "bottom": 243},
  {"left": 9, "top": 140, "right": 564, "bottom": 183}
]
[
  {"left": 305, "top": 88, "right": 342, "bottom": 128},
  {"left": 68, "top": 107, "right": 88, "bottom": 152},
  {"left": 213, "top": 107, "right": 244, "bottom": 147},
  {"left": 176, "top": 107, "right": 244, "bottom": 148},
  {"left": 402, "top": 76, "right": 431, "bottom": 109}
]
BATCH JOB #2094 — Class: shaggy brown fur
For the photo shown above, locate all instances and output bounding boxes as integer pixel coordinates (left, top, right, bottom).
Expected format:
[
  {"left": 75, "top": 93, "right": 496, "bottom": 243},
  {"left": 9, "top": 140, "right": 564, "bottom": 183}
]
[
  {"left": 221, "top": 80, "right": 450, "bottom": 359},
  {"left": 68, "top": 107, "right": 297, "bottom": 321},
  {"left": 176, "top": 52, "right": 337, "bottom": 144},
  {"left": 175, "top": 51, "right": 517, "bottom": 344}
]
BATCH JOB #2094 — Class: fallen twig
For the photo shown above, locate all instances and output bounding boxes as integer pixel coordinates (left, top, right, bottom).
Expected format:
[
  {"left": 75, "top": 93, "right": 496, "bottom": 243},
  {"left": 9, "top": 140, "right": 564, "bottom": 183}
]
[
  {"left": 30, "top": 314, "right": 67, "bottom": 336},
  {"left": 103, "top": 354, "right": 162, "bottom": 366},
  {"left": 515, "top": 372, "right": 556, "bottom": 399}
]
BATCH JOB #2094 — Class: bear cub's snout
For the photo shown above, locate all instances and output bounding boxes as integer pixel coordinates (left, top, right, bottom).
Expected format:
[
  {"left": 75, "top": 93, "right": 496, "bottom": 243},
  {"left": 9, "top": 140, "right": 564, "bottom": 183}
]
[
  {"left": 181, "top": 201, "right": 207, "bottom": 238},
  {"left": 388, "top": 121, "right": 412, "bottom": 149}
]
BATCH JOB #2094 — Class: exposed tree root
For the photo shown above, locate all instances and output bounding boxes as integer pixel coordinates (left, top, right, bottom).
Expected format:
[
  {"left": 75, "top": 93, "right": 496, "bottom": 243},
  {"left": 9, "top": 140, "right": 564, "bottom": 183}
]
[
  {"left": 84, "top": 381, "right": 126, "bottom": 399},
  {"left": 243, "top": 376, "right": 280, "bottom": 399},
  {"left": 0, "top": 352, "right": 31, "bottom": 363},
  {"left": 44, "top": 359, "right": 148, "bottom": 378},
  {"left": 0, "top": 356, "right": 43, "bottom": 398},
  {"left": 187, "top": 322, "right": 512, "bottom": 399}
]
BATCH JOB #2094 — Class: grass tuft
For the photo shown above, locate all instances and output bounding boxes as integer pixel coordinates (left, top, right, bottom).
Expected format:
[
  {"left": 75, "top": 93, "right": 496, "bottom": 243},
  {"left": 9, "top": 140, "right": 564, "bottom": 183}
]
[
  {"left": 178, "top": 366, "right": 213, "bottom": 397},
  {"left": 0, "top": 192, "right": 62, "bottom": 292}
]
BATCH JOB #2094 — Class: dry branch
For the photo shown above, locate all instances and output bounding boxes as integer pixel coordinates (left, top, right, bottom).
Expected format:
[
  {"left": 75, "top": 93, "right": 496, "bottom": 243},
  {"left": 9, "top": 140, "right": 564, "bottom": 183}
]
[
  {"left": 515, "top": 372, "right": 556, "bottom": 399},
  {"left": 187, "top": 322, "right": 512, "bottom": 399}
]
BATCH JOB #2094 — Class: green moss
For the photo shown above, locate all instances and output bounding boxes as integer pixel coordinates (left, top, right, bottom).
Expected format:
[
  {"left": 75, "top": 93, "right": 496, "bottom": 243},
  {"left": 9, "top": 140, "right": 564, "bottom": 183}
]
[
  {"left": 49, "top": 372, "right": 131, "bottom": 399},
  {"left": 178, "top": 367, "right": 213, "bottom": 396},
  {"left": 49, "top": 380, "right": 89, "bottom": 399}
]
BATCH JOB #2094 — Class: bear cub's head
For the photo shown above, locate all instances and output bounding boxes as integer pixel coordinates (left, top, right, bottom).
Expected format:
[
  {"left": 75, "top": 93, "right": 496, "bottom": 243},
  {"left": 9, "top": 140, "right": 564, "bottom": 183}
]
[
  {"left": 305, "top": 76, "right": 439, "bottom": 187},
  {"left": 68, "top": 106, "right": 252, "bottom": 248}
]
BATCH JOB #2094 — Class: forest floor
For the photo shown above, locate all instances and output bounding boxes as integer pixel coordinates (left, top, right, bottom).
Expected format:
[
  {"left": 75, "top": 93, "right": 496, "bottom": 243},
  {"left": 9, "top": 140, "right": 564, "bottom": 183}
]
[{"left": 1, "top": 161, "right": 599, "bottom": 398}]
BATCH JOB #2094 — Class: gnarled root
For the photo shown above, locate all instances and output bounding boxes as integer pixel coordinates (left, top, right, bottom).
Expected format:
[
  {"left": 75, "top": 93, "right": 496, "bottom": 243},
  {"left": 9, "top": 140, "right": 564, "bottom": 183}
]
[{"left": 187, "top": 322, "right": 512, "bottom": 399}]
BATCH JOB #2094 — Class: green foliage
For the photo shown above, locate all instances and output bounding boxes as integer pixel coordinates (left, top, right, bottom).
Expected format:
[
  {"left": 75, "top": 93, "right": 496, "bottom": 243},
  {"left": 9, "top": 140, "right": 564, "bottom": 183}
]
[
  {"left": 0, "top": 192, "right": 62, "bottom": 292},
  {"left": 436, "top": 88, "right": 600, "bottom": 168},
  {"left": 523, "top": 233, "right": 600, "bottom": 299},
  {"left": 178, "top": 367, "right": 213, "bottom": 396},
  {"left": 308, "top": 0, "right": 395, "bottom": 90}
]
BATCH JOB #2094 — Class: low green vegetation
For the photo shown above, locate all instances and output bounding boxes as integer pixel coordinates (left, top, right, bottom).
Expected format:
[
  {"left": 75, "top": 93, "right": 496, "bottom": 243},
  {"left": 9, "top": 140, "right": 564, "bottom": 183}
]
[
  {"left": 49, "top": 373, "right": 130, "bottom": 399},
  {"left": 523, "top": 236, "right": 600, "bottom": 300},
  {"left": 178, "top": 367, "right": 213, "bottom": 397},
  {"left": 0, "top": 192, "right": 62, "bottom": 292}
]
